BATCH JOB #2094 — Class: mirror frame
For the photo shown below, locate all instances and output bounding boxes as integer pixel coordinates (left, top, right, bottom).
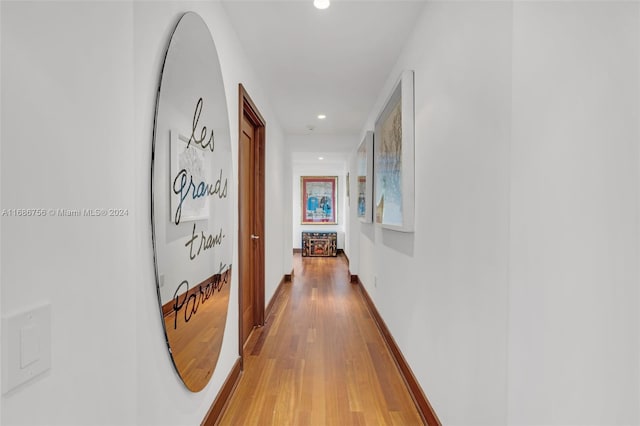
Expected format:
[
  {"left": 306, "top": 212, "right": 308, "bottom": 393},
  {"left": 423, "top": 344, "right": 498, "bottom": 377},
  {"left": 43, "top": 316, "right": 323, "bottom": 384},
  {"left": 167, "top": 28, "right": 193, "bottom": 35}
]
[{"left": 151, "top": 11, "right": 233, "bottom": 392}]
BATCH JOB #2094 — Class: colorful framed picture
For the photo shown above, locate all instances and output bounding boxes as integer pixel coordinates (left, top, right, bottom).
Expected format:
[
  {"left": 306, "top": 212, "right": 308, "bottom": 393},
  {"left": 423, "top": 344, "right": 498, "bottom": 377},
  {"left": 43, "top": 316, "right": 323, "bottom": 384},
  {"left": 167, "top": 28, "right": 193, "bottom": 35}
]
[
  {"left": 301, "top": 176, "right": 338, "bottom": 224},
  {"left": 374, "top": 70, "right": 415, "bottom": 232},
  {"left": 357, "top": 131, "right": 374, "bottom": 223}
]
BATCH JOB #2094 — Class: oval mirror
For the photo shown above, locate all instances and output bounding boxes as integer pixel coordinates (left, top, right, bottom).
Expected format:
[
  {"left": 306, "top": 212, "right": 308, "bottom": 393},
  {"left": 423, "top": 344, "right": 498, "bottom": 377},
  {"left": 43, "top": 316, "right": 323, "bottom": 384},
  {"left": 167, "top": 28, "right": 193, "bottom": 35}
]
[{"left": 152, "top": 12, "right": 233, "bottom": 392}]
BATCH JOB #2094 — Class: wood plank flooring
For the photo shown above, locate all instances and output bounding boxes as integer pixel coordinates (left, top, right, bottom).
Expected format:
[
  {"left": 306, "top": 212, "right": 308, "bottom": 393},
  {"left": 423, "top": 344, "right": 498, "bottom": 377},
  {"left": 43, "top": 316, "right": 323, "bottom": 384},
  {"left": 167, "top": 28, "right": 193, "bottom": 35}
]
[
  {"left": 219, "top": 254, "right": 423, "bottom": 425},
  {"left": 165, "top": 276, "right": 230, "bottom": 392}
]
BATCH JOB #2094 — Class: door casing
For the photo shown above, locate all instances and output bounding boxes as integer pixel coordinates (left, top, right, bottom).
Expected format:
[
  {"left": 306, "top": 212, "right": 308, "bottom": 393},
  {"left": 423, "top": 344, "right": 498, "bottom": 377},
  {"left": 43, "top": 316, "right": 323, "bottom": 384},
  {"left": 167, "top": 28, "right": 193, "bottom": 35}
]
[{"left": 238, "top": 84, "right": 266, "bottom": 366}]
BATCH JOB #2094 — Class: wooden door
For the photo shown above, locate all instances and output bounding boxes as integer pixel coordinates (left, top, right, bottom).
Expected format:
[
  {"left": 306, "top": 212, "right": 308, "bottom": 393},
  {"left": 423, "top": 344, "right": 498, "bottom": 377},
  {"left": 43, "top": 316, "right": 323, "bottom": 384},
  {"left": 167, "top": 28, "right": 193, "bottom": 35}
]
[{"left": 238, "top": 84, "right": 266, "bottom": 356}]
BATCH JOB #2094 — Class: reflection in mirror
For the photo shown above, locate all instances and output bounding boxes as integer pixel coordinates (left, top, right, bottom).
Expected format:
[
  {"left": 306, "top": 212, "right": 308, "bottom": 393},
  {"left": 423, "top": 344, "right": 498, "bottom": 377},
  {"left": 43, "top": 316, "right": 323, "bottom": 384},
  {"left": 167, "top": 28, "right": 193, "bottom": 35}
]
[{"left": 152, "top": 12, "right": 233, "bottom": 392}]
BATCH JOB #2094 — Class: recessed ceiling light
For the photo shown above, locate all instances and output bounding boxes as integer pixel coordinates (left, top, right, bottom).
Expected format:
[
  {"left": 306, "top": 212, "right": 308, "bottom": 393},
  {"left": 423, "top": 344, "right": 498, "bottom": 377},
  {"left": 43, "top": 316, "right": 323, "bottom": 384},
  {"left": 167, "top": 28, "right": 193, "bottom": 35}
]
[
  {"left": 313, "top": 0, "right": 330, "bottom": 10},
  {"left": 318, "top": 157, "right": 324, "bottom": 160},
  {"left": 317, "top": 114, "right": 326, "bottom": 120}
]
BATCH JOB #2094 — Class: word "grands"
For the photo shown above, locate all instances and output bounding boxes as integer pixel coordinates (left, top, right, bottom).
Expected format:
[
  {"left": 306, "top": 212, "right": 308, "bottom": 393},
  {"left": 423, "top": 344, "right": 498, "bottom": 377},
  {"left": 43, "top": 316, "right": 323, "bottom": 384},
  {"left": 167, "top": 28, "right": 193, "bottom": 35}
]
[{"left": 173, "top": 169, "right": 228, "bottom": 225}]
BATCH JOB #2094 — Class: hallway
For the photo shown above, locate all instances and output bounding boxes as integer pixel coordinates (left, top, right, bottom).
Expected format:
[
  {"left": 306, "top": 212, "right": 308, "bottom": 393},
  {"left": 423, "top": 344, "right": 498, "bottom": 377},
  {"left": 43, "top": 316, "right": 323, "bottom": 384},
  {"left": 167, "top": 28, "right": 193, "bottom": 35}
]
[{"left": 219, "top": 254, "right": 423, "bottom": 425}]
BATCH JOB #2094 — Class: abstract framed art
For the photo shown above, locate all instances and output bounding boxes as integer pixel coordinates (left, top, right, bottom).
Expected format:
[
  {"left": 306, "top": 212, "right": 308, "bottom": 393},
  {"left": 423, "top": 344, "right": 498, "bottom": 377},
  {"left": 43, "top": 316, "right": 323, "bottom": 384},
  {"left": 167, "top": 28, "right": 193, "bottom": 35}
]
[
  {"left": 357, "top": 131, "right": 374, "bottom": 223},
  {"left": 374, "top": 70, "right": 415, "bottom": 232},
  {"left": 301, "top": 176, "right": 338, "bottom": 224},
  {"left": 170, "top": 129, "right": 211, "bottom": 224}
]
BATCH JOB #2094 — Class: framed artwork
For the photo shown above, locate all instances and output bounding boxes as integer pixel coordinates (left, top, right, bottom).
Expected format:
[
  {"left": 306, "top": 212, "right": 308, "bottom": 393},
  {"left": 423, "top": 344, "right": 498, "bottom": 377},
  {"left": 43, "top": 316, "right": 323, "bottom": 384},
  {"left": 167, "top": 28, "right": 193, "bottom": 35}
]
[
  {"left": 301, "top": 176, "right": 338, "bottom": 224},
  {"left": 357, "top": 131, "right": 374, "bottom": 223},
  {"left": 170, "top": 129, "right": 211, "bottom": 224},
  {"left": 374, "top": 70, "right": 415, "bottom": 232}
]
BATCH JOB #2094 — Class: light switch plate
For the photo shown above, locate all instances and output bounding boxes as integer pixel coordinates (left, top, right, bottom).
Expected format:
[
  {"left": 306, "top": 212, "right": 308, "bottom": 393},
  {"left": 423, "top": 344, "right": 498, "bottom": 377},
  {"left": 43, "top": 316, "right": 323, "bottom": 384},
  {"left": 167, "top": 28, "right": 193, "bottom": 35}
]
[
  {"left": 20, "top": 324, "right": 39, "bottom": 368},
  {"left": 2, "top": 303, "right": 51, "bottom": 394}
]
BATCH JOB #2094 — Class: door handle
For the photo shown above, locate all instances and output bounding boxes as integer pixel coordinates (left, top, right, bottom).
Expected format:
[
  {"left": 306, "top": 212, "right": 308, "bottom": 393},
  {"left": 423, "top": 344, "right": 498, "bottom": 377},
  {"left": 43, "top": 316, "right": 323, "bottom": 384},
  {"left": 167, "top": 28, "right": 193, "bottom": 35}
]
[{"left": 251, "top": 234, "right": 260, "bottom": 240}]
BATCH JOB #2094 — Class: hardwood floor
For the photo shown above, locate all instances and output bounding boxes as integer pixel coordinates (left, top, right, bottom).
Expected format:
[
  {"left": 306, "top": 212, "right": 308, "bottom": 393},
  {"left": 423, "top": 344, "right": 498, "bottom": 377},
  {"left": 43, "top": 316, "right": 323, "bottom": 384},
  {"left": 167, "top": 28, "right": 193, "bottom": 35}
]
[
  {"left": 219, "top": 254, "right": 423, "bottom": 425},
  {"left": 165, "top": 274, "right": 230, "bottom": 392}
]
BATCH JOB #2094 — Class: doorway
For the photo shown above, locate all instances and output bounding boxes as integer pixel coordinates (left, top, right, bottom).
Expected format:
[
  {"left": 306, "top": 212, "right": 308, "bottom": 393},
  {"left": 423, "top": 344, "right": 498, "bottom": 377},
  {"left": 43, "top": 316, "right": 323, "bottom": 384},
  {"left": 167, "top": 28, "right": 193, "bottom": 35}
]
[{"left": 238, "top": 84, "right": 266, "bottom": 363}]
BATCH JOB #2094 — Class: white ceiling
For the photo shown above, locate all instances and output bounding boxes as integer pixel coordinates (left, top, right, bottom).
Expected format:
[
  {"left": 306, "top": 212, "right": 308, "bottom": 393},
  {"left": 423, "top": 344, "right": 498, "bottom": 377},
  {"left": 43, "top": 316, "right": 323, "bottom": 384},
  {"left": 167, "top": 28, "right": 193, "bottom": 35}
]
[{"left": 222, "top": 0, "right": 426, "bottom": 138}]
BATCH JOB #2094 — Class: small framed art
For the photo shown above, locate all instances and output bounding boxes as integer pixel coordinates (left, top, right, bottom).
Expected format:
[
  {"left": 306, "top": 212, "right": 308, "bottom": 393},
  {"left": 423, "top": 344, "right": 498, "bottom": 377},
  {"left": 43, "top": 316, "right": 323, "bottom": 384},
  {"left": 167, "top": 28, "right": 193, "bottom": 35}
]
[
  {"left": 357, "top": 131, "right": 374, "bottom": 223},
  {"left": 301, "top": 176, "right": 338, "bottom": 224}
]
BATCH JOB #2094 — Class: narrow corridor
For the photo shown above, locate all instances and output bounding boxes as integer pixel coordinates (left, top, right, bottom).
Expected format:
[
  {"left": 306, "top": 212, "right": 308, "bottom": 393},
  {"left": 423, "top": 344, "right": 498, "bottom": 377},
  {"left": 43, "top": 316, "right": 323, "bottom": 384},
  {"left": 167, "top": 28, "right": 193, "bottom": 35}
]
[{"left": 220, "top": 254, "right": 423, "bottom": 425}]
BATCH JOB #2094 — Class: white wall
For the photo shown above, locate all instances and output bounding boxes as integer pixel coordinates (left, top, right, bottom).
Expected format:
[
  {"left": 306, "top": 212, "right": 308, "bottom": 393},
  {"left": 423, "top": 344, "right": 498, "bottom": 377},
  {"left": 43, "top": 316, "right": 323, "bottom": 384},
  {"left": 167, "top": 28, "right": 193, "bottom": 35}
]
[
  {"left": 1, "top": 1, "right": 4, "bottom": 421},
  {"left": 355, "top": 1, "right": 640, "bottom": 425},
  {"left": 1, "top": 2, "right": 137, "bottom": 424},
  {"left": 356, "top": 2, "right": 512, "bottom": 423},
  {"left": 1, "top": 1, "right": 290, "bottom": 425},
  {"left": 508, "top": 2, "right": 639, "bottom": 424},
  {"left": 282, "top": 149, "right": 294, "bottom": 274}
]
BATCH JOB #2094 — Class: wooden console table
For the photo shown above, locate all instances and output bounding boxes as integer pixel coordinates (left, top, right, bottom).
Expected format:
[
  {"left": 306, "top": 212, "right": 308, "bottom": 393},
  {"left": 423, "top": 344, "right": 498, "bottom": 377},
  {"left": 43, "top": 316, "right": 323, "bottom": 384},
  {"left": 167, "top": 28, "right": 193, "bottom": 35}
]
[{"left": 302, "top": 231, "right": 337, "bottom": 257}]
